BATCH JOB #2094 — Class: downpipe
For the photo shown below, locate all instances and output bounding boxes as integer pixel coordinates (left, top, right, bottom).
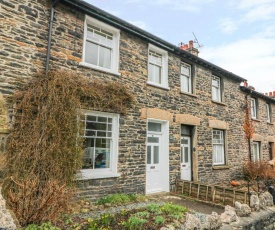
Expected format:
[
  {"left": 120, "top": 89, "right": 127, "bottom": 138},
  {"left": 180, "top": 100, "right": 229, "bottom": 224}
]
[{"left": 45, "top": 0, "right": 60, "bottom": 75}]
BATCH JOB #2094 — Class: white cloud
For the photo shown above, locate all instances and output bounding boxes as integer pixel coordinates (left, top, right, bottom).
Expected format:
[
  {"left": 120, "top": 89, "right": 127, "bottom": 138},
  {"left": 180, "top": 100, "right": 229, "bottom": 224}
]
[
  {"left": 200, "top": 37, "right": 275, "bottom": 93},
  {"left": 236, "top": 0, "right": 275, "bottom": 9},
  {"left": 128, "top": 20, "right": 147, "bottom": 30},
  {"left": 229, "top": 0, "right": 275, "bottom": 23},
  {"left": 219, "top": 18, "right": 238, "bottom": 34},
  {"left": 243, "top": 4, "right": 275, "bottom": 22}
]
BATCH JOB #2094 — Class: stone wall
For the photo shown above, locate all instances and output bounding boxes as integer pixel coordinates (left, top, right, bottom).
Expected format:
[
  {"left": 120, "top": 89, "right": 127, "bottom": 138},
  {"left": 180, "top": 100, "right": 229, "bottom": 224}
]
[
  {"left": 221, "top": 207, "right": 275, "bottom": 230},
  {"left": 184, "top": 192, "right": 275, "bottom": 230},
  {"left": 1, "top": 0, "right": 275, "bottom": 201},
  {"left": 0, "top": 0, "right": 50, "bottom": 95},
  {"left": 0, "top": 188, "right": 17, "bottom": 230}
]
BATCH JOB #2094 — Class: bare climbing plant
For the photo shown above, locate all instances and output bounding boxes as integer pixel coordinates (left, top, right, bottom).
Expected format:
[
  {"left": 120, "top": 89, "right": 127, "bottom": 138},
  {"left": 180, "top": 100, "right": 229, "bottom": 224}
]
[
  {"left": 243, "top": 96, "right": 254, "bottom": 162},
  {"left": 243, "top": 160, "right": 275, "bottom": 195},
  {"left": 1, "top": 71, "right": 134, "bottom": 225}
]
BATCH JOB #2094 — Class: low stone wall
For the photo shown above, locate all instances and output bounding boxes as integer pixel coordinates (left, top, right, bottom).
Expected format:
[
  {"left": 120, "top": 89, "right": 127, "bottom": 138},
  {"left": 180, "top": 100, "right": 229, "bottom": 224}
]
[
  {"left": 221, "top": 206, "right": 275, "bottom": 230},
  {"left": 184, "top": 191, "right": 275, "bottom": 230}
]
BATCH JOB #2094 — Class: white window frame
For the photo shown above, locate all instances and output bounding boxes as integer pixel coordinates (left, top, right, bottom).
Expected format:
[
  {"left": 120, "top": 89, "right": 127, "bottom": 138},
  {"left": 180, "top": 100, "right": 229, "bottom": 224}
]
[
  {"left": 266, "top": 103, "right": 271, "bottom": 123},
  {"left": 212, "top": 75, "right": 221, "bottom": 102},
  {"left": 212, "top": 129, "right": 225, "bottom": 165},
  {"left": 252, "top": 141, "right": 260, "bottom": 162},
  {"left": 181, "top": 62, "right": 192, "bottom": 93},
  {"left": 147, "top": 44, "right": 169, "bottom": 89},
  {"left": 80, "top": 15, "right": 120, "bottom": 75},
  {"left": 79, "top": 110, "right": 120, "bottom": 179},
  {"left": 251, "top": 98, "right": 257, "bottom": 119}
]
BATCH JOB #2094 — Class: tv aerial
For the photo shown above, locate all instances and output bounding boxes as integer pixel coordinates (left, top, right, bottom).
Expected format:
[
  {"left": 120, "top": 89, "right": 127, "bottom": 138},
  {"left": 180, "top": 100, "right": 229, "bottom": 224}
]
[{"left": 192, "top": 32, "right": 203, "bottom": 49}]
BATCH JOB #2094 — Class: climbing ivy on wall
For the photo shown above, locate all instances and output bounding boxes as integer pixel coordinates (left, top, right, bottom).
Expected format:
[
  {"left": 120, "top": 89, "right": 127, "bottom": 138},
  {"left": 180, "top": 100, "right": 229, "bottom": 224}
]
[{"left": 1, "top": 71, "right": 135, "bottom": 225}]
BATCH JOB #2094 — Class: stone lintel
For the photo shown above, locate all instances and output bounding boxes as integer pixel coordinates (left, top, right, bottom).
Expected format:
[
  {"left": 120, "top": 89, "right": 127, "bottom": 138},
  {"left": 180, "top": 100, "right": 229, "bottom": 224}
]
[
  {"left": 176, "top": 114, "right": 200, "bottom": 126},
  {"left": 209, "top": 119, "right": 229, "bottom": 130},
  {"left": 253, "top": 134, "right": 264, "bottom": 142},
  {"left": 266, "top": 136, "right": 275, "bottom": 143},
  {"left": 0, "top": 129, "right": 9, "bottom": 134},
  {"left": 140, "top": 108, "right": 173, "bottom": 122}
]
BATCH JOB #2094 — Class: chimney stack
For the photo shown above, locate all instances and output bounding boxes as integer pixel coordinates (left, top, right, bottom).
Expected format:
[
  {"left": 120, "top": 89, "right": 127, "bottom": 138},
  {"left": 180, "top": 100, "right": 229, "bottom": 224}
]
[
  {"left": 178, "top": 40, "right": 199, "bottom": 56},
  {"left": 264, "top": 91, "right": 275, "bottom": 98}
]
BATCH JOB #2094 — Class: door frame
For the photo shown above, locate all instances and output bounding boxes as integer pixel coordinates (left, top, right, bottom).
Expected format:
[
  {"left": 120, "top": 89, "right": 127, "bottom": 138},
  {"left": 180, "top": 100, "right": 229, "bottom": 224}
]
[
  {"left": 180, "top": 125, "right": 194, "bottom": 181},
  {"left": 145, "top": 119, "right": 169, "bottom": 194},
  {"left": 181, "top": 136, "right": 192, "bottom": 181}
]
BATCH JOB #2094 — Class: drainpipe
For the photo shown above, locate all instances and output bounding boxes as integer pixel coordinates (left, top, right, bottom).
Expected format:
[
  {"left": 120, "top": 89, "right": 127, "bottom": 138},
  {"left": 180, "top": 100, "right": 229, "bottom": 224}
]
[{"left": 45, "top": 0, "right": 60, "bottom": 75}]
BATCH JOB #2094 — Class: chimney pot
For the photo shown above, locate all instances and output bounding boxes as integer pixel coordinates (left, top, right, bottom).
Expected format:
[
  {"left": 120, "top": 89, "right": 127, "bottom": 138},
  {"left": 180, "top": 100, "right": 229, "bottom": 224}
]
[
  {"left": 179, "top": 43, "right": 189, "bottom": 50},
  {"left": 273, "top": 91, "right": 275, "bottom": 97},
  {"left": 269, "top": 92, "right": 272, "bottom": 96},
  {"left": 189, "top": 40, "right": 194, "bottom": 48},
  {"left": 243, "top": 81, "right": 248, "bottom": 87}
]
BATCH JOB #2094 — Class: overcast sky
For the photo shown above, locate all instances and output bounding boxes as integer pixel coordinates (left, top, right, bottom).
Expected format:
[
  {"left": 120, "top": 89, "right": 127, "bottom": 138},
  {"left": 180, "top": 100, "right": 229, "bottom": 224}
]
[{"left": 85, "top": 0, "right": 275, "bottom": 93}]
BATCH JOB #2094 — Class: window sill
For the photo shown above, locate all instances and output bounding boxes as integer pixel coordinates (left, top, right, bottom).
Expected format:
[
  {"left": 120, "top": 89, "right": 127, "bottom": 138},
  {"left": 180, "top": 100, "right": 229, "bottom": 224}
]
[
  {"left": 252, "top": 118, "right": 261, "bottom": 122},
  {"left": 79, "top": 62, "right": 121, "bottom": 77},
  {"left": 75, "top": 170, "right": 120, "bottom": 180},
  {"left": 212, "top": 100, "right": 227, "bottom": 106},
  {"left": 212, "top": 165, "right": 230, "bottom": 170},
  {"left": 267, "top": 122, "right": 274, "bottom": 125},
  {"left": 180, "top": 91, "right": 198, "bottom": 98},
  {"left": 146, "top": 81, "right": 170, "bottom": 91}
]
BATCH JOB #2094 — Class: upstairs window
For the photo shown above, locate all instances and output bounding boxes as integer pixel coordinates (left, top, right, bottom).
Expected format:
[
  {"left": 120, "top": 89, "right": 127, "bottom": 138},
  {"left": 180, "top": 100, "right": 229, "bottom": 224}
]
[
  {"left": 252, "top": 141, "right": 260, "bottom": 162},
  {"left": 181, "top": 63, "right": 192, "bottom": 93},
  {"left": 251, "top": 98, "right": 257, "bottom": 119},
  {"left": 212, "top": 129, "right": 225, "bottom": 165},
  {"left": 266, "top": 103, "right": 271, "bottom": 123},
  {"left": 82, "top": 16, "right": 120, "bottom": 74},
  {"left": 212, "top": 76, "right": 221, "bottom": 102},
  {"left": 148, "top": 44, "right": 168, "bottom": 88}
]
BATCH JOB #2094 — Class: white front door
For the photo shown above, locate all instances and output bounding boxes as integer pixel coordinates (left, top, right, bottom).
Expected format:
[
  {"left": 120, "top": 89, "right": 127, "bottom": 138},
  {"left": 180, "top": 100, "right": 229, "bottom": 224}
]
[
  {"left": 146, "top": 133, "right": 162, "bottom": 193},
  {"left": 181, "top": 136, "right": 192, "bottom": 181}
]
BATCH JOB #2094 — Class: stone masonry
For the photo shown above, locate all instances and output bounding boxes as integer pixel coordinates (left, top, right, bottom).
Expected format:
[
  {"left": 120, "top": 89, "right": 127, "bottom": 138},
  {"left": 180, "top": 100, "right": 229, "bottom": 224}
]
[
  {"left": 0, "top": 188, "right": 17, "bottom": 230},
  {"left": 1, "top": 0, "right": 275, "bottom": 202}
]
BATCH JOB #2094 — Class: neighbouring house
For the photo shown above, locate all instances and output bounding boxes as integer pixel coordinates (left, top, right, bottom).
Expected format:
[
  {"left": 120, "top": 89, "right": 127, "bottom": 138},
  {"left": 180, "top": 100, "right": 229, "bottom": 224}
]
[{"left": 1, "top": 0, "right": 275, "bottom": 201}]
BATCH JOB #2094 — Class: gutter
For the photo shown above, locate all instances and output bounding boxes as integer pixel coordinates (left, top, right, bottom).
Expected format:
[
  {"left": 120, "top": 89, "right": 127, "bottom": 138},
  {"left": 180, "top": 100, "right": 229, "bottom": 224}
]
[
  {"left": 61, "top": 0, "right": 246, "bottom": 83},
  {"left": 45, "top": 0, "right": 60, "bottom": 75},
  {"left": 240, "top": 86, "right": 275, "bottom": 103}
]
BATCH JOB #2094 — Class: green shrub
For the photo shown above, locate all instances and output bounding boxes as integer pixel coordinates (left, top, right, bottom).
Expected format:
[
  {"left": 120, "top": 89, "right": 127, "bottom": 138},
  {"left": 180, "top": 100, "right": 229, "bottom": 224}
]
[
  {"left": 146, "top": 203, "right": 162, "bottom": 213},
  {"left": 154, "top": 216, "right": 166, "bottom": 225},
  {"left": 25, "top": 222, "right": 60, "bottom": 230},
  {"left": 97, "top": 193, "right": 137, "bottom": 205},
  {"left": 135, "top": 211, "right": 150, "bottom": 219},
  {"left": 161, "top": 203, "right": 187, "bottom": 215},
  {"left": 125, "top": 216, "right": 148, "bottom": 230}
]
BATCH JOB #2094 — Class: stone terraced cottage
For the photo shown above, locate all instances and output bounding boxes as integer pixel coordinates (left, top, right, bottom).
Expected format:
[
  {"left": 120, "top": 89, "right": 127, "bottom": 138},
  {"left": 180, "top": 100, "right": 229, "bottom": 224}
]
[{"left": 1, "top": 0, "right": 275, "bottom": 201}]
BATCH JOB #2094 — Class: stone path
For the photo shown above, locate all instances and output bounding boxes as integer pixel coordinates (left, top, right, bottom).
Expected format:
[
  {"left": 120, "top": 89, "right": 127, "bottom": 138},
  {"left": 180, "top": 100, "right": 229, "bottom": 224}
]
[{"left": 156, "top": 194, "right": 224, "bottom": 215}]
